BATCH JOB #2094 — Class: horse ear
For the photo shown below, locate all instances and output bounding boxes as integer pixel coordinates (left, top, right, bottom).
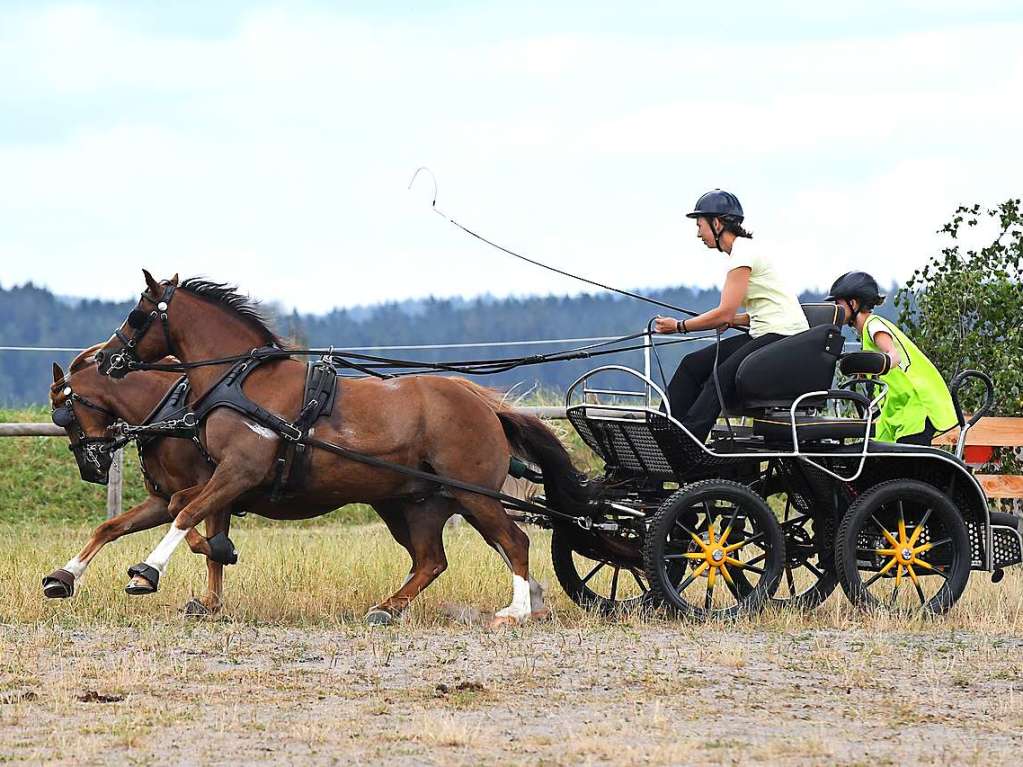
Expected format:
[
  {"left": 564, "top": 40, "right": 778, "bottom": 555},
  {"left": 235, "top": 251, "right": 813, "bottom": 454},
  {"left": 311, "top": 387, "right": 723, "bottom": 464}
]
[
  {"left": 52, "top": 362, "right": 65, "bottom": 383},
  {"left": 142, "top": 269, "right": 161, "bottom": 296},
  {"left": 169, "top": 273, "right": 179, "bottom": 286}
]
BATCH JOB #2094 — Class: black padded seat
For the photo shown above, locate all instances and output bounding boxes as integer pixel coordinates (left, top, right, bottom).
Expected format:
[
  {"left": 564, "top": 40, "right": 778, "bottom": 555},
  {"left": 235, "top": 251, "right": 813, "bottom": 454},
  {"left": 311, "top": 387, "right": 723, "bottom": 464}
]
[
  {"left": 801, "top": 302, "right": 847, "bottom": 327},
  {"left": 752, "top": 413, "right": 874, "bottom": 445},
  {"left": 734, "top": 323, "right": 845, "bottom": 410}
]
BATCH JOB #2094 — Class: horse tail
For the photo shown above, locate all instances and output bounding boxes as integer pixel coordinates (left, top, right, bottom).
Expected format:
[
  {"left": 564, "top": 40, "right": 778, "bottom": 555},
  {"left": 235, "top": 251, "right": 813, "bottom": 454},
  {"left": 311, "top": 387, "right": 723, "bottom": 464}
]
[{"left": 495, "top": 411, "right": 597, "bottom": 517}]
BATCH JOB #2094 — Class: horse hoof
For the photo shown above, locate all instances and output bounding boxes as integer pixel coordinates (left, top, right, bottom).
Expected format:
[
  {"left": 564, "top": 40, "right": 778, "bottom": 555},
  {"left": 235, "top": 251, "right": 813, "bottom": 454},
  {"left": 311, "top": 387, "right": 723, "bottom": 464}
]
[
  {"left": 365, "top": 608, "right": 395, "bottom": 626},
  {"left": 182, "top": 599, "right": 211, "bottom": 619},
  {"left": 42, "top": 569, "right": 75, "bottom": 599},
  {"left": 487, "top": 615, "right": 521, "bottom": 630},
  {"left": 125, "top": 563, "right": 159, "bottom": 595}
]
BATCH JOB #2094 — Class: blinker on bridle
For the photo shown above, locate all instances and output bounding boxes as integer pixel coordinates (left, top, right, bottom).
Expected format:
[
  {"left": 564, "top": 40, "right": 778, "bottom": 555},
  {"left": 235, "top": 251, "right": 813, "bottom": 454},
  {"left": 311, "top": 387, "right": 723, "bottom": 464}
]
[
  {"left": 50, "top": 383, "right": 123, "bottom": 484},
  {"left": 105, "top": 283, "right": 178, "bottom": 373}
]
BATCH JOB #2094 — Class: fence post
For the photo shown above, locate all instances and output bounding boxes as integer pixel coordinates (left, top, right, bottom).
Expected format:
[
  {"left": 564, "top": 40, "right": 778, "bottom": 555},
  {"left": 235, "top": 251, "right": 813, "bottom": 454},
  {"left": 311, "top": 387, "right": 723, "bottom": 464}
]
[{"left": 106, "top": 448, "right": 123, "bottom": 519}]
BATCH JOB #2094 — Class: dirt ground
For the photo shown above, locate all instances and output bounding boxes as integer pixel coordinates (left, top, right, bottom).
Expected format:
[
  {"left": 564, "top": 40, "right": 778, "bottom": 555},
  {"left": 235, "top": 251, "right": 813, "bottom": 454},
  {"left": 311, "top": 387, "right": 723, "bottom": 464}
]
[{"left": 3, "top": 618, "right": 1023, "bottom": 766}]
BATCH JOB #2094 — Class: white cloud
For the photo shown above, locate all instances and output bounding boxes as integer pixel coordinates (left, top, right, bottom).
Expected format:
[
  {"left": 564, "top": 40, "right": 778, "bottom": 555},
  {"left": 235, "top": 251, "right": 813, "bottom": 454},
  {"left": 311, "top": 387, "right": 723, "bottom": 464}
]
[{"left": 0, "top": 7, "right": 1020, "bottom": 316}]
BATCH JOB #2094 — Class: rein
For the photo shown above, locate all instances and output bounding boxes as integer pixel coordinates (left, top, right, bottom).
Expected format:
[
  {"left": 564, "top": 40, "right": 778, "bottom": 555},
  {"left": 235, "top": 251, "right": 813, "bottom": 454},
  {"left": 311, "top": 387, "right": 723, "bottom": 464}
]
[{"left": 125, "top": 330, "right": 718, "bottom": 377}]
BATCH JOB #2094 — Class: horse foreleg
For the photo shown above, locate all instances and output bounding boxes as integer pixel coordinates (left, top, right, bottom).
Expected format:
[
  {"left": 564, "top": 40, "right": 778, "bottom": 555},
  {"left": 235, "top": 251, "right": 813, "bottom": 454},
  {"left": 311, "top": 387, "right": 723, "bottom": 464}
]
[
  {"left": 42, "top": 495, "right": 170, "bottom": 599},
  {"left": 365, "top": 498, "right": 453, "bottom": 625},
  {"left": 125, "top": 474, "right": 250, "bottom": 596},
  {"left": 455, "top": 492, "right": 534, "bottom": 628},
  {"left": 183, "top": 512, "right": 233, "bottom": 618}
]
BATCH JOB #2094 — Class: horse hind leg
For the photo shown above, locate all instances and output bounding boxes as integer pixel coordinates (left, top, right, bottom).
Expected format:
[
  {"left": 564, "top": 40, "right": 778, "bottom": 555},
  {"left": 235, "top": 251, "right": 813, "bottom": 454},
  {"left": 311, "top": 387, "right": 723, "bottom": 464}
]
[
  {"left": 365, "top": 497, "right": 454, "bottom": 626},
  {"left": 462, "top": 514, "right": 548, "bottom": 619},
  {"left": 453, "top": 491, "right": 535, "bottom": 628}
]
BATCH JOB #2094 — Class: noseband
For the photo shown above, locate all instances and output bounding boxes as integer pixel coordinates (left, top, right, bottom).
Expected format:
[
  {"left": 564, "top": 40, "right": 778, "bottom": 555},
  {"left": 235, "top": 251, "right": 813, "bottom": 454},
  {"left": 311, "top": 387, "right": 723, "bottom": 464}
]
[
  {"left": 106, "top": 283, "right": 178, "bottom": 373},
  {"left": 51, "top": 384, "right": 123, "bottom": 484}
]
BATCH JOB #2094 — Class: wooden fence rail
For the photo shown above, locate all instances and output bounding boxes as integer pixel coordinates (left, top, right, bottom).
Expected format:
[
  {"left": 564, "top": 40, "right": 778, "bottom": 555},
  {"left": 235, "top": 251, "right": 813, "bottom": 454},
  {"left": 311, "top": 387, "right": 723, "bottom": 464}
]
[
  {"left": 0, "top": 407, "right": 567, "bottom": 519},
  {"left": 5, "top": 410, "right": 1021, "bottom": 519}
]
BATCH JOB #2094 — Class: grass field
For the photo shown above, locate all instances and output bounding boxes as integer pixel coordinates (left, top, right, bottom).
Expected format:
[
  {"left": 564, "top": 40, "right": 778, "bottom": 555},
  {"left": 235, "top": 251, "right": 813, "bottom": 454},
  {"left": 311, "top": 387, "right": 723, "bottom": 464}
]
[{"left": 4, "top": 408, "right": 1023, "bottom": 764}]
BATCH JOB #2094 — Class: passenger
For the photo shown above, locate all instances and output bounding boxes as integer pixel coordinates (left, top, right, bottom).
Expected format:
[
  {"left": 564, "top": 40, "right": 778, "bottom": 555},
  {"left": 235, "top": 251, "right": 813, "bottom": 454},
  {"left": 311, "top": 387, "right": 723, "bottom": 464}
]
[
  {"left": 826, "top": 271, "right": 957, "bottom": 446},
  {"left": 653, "top": 189, "right": 809, "bottom": 442}
]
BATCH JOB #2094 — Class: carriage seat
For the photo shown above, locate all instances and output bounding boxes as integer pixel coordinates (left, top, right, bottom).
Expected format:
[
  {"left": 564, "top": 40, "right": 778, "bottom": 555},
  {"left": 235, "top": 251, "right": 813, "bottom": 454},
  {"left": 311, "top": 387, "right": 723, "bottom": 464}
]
[
  {"left": 750, "top": 412, "right": 874, "bottom": 445},
  {"left": 729, "top": 303, "right": 873, "bottom": 444},
  {"left": 733, "top": 309, "right": 845, "bottom": 411}
]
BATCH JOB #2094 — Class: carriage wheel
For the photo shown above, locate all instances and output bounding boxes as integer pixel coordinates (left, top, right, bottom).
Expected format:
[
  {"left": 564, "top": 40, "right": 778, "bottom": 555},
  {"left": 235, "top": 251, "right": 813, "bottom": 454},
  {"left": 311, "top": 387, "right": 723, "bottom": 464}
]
[
  {"left": 643, "top": 480, "right": 785, "bottom": 621},
  {"left": 551, "top": 528, "right": 652, "bottom": 615},
  {"left": 759, "top": 478, "right": 838, "bottom": 609},
  {"left": 835, "top": 479, "right": 971, "bottom": 615}
]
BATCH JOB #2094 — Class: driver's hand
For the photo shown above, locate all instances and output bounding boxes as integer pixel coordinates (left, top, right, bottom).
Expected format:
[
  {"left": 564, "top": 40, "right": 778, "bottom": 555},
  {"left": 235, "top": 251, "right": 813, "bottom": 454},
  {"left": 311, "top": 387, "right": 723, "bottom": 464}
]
[{"left": 652, "top": 316, "right": 679, "bottom": 334}]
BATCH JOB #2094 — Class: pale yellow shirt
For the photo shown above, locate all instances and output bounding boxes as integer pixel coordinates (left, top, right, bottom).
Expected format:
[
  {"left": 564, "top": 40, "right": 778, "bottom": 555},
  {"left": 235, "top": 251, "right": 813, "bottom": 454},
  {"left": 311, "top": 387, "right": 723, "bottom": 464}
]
[{"left": 726, "top": 242, "right": 808, "bottom": 338}]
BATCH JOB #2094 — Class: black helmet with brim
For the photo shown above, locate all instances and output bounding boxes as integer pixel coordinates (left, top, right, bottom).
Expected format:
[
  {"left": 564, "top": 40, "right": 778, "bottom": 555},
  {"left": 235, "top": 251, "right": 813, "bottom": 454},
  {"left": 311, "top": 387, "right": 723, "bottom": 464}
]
[{"left": 686, "top": 189, "right": 744, "bottom": 222}]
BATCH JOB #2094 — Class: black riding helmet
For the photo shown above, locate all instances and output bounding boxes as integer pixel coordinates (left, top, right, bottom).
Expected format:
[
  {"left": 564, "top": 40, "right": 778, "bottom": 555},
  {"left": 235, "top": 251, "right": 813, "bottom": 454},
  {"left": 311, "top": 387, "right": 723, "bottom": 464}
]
[
  {"left": 826, "top": 271, "right": 886, "bottom": 326},
  {"left": 686, "top": 190, "right": 744, "bottom": 251}
]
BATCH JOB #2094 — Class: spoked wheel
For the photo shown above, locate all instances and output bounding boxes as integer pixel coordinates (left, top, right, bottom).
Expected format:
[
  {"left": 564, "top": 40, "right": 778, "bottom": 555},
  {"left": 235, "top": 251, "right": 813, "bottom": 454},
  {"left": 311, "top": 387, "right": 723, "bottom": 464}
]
[
  {"left": 643, "top": 480, "right": 785, "bottom": 621},
  {"left": 551, "top": 527, "right": 652, "bottom": 615},
  {"left": 759, "top": 478, "right": 838, "bottom": 609},
  {"left": 835, "top": 479, "right": 971, "bottom": 615}
]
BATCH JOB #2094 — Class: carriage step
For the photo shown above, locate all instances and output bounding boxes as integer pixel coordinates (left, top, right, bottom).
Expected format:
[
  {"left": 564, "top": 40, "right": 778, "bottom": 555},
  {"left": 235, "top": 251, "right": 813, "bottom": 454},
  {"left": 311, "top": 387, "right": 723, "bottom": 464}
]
[{"left": 990, "top": 512, "right": 1023, "bottom": 570}]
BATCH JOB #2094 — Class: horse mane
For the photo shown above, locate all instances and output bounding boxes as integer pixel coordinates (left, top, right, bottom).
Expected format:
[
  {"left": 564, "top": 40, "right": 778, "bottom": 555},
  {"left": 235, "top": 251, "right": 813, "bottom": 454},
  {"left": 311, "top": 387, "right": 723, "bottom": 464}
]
[
  {"left": 68, "top": 343, "right": 105, "bottom": 375},
  {"left": 178, "top": 278, "right": 285, "bottom": 348}
]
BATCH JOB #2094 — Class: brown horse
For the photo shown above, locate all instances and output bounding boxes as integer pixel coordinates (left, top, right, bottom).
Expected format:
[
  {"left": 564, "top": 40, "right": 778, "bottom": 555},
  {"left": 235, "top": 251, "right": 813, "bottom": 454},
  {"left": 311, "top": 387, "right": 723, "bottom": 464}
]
[
  {"left": 45, "top": 347, "right": 228, "bottom": 612},
  {"left": 94, "top": 272, "right": 593, "bottom": 625}
]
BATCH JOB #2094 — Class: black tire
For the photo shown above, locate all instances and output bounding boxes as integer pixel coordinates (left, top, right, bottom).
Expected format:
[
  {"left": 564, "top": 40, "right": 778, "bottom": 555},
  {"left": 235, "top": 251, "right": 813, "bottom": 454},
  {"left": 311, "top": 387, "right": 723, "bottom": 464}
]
[
  {"left": 643, "top": 479, "right": 785, "bottom": 621},
  {"left": 835, "top": 479, "right": 971, "bottom": 615},
  {"left": 759, "top": 476, "right": 839, "bottom": 610},
  {"left": 551, "top": 528, "right": 652, "bottom": 615}
]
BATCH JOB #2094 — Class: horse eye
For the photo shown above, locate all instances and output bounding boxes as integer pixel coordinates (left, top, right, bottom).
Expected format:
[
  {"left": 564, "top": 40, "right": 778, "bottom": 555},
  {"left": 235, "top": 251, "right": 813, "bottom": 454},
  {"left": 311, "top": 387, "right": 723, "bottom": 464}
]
[{"left": 126, "top": 309, "right": 148, "bottom": 329}]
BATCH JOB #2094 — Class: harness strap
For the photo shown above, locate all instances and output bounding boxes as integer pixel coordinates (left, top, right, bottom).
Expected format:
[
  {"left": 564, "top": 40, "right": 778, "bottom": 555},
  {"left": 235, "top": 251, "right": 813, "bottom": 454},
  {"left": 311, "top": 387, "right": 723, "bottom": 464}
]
[{"left": 299, "top": 433, "right": 580, "bottom": 522}]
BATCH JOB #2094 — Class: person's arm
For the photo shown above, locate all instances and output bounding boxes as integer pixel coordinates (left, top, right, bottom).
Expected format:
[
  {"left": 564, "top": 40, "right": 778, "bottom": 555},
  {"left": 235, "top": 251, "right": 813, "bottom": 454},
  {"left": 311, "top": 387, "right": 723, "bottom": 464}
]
[
  {"left": 871, "top": 330, "right": 901, "bottom": 369},
  {"left": 730, "top": 313, "right": 750, "bottom": 327},
  {"left": 653, "top": 267, "right": 750, "bottom": 334}
]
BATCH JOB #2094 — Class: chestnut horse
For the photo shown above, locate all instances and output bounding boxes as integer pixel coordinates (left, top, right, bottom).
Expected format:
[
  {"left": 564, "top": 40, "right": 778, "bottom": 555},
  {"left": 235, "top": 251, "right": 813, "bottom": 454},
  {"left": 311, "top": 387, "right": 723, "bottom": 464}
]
[
  {"left": 95, "top": 271, "right": 593, "bottom": 625},
  {"left": 45, "top": 347, "right": 232, "bottom": 613}
]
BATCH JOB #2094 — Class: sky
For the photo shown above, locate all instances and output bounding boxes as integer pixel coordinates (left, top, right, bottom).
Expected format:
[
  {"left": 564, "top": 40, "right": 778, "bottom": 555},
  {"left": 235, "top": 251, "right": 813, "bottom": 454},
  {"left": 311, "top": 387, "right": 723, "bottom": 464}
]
[{"left": 1, "top": 1, "right": 1021, "bottom": 313}]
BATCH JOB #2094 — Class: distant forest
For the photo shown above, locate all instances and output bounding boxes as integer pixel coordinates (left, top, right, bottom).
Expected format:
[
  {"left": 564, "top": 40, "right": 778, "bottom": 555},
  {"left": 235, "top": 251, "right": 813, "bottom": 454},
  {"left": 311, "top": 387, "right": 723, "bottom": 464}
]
[{"left": 1, "top": 281, "right": 887, "bottom": 405}]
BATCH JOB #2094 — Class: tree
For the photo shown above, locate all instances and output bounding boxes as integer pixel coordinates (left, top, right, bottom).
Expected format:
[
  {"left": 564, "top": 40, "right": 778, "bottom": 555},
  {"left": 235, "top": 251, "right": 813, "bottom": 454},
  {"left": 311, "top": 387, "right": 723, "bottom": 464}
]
[{"left": 896, "top": 199, "right": 1023, "bottom": 418}]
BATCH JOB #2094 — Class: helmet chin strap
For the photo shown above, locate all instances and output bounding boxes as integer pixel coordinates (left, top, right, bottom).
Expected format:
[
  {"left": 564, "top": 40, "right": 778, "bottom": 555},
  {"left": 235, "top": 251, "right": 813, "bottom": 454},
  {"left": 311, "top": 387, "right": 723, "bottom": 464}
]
[{"left": 712, "top": 217, "right": 725, "bottom": 252}]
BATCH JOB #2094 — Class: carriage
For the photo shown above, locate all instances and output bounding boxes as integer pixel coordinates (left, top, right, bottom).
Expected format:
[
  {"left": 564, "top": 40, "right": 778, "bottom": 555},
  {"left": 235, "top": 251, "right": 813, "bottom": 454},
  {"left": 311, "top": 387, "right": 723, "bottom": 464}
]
[
  {"left": 49, "top": 277, "right": 1023, "bottom": 623},
  {"left": 522, "top": 304, "right": 1023, "bottom": 618}
]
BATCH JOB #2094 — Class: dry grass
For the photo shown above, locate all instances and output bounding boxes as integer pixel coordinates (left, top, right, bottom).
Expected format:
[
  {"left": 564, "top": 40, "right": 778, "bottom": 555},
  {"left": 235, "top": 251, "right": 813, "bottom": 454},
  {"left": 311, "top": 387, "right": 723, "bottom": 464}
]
[
  {"left": 4, "top": 520, "right": 1023, "bottom": 634},
  {"left": 3, "top": 521, "right": 1023, "bottom": 765}
]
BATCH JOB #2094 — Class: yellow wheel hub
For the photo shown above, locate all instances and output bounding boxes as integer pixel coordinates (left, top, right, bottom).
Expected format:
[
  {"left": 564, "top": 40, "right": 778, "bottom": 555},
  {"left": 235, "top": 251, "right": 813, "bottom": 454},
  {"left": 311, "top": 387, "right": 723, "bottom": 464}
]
[
  {"left": 875, "top": 516, "right": 935, "bottom": 586},
  {"left": 682, "top": 522, "right": 746, "bottom": 587}
]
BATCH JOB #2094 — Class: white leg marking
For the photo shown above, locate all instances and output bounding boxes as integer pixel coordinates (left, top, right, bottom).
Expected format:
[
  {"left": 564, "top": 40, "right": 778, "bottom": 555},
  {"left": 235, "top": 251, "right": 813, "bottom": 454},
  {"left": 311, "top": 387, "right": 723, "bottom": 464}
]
[
  {"left": 63, "top": 557, "right": 86, "bottom": 580},
  {"left": 495, "top": 574, "right": 532, "bottom": 620},
  {"left": 243, "top": 419, "right": 279, "bottom": 441},
  {"left": 144, "top": 525, "right": 189, "bottom": 574}
]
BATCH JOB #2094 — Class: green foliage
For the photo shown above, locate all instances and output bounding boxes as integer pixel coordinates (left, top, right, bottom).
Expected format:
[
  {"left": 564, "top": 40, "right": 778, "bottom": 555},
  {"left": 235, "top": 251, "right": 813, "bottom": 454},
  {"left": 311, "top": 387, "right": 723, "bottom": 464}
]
[{"left": 896, "top": 200, "right": 1023, "bottom": 417}]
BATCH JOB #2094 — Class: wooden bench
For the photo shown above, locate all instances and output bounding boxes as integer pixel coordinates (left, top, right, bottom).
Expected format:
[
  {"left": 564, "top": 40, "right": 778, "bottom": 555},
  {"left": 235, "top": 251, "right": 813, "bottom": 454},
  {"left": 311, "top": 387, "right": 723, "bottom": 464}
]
[{"left": 933, "top": 417, "right": 1023, "bottom": 499}]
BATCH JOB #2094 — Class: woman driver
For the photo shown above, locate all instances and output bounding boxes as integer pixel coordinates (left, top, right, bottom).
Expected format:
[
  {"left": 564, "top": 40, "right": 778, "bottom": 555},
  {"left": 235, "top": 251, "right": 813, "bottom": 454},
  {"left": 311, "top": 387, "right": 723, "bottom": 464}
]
[{"left": 653, "top": 189, "right": 808, "bottom": 442}]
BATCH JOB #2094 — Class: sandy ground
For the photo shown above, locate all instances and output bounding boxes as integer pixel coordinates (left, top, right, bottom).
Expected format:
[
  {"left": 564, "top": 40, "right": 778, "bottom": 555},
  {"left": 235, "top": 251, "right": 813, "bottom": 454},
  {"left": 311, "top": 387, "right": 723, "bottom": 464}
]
[{"left": 3, "top": 619, "right": 1023, "bottom": 766}]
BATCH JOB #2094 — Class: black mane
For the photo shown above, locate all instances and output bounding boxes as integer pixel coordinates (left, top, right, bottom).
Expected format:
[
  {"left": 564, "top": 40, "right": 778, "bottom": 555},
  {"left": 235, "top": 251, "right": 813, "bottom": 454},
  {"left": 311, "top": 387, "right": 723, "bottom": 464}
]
[{"left": 178, "top": 278, "right": 284, "bottom": 347}]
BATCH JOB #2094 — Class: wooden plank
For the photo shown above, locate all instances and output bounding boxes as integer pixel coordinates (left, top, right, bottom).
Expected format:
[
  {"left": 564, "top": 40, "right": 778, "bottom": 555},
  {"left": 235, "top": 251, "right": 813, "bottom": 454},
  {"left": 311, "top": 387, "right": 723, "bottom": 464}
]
[
  {"left": 0, "top": 422, "right": 64, "bottom": 436},
  {"left": 977, "top": 474, "right": 1023, "bottom": 499},
  {"left": 932, "top": 417, "right": 1023, "bottom": 447}
]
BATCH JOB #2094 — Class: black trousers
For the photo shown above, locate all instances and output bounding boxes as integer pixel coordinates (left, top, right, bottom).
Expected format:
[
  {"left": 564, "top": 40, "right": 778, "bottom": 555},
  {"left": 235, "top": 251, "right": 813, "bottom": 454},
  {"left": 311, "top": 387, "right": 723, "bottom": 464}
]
[
  {"left": 665, "top": 333, "right": 783, "bottom": 443},
  {"left": 896, "top": 418, "right": 937, "bottom": 446}
]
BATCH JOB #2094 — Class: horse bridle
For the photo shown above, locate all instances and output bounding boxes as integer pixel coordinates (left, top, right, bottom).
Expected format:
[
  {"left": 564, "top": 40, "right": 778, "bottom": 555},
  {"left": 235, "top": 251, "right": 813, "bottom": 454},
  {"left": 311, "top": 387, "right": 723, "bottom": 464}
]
[
  {"left": 106, "top": 283, "right": 178, "bottom": 373},
  {"left": 51, "top": 383, "right": 126, "bottom": 484}
]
